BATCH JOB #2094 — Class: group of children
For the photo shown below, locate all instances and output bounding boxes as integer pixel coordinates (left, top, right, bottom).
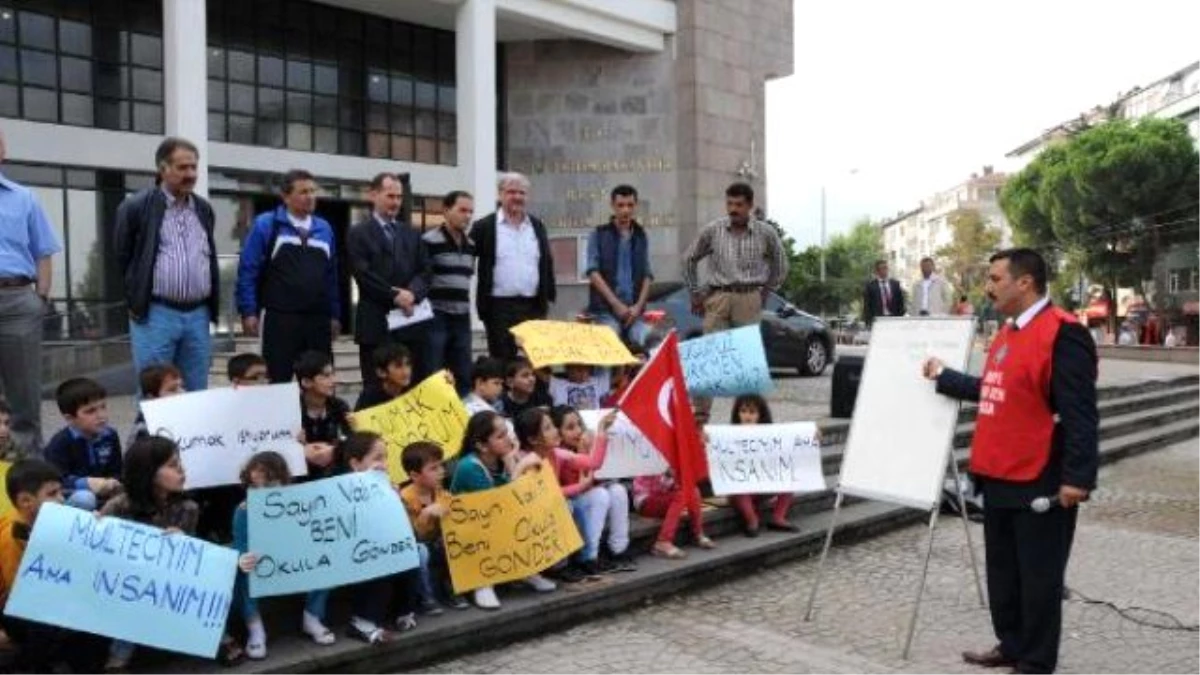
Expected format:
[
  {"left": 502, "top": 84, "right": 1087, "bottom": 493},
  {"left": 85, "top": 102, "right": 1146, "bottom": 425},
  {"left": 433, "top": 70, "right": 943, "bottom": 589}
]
[{"left": 0, "top": 339, "right": 798, "bottom": 672}]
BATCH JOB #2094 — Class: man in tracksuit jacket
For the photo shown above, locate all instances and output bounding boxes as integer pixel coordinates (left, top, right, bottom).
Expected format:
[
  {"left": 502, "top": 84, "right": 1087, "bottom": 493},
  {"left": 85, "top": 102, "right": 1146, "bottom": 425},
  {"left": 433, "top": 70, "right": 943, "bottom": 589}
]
[{"left": 236, "top": 169, "right": 341, "bottom": 383}]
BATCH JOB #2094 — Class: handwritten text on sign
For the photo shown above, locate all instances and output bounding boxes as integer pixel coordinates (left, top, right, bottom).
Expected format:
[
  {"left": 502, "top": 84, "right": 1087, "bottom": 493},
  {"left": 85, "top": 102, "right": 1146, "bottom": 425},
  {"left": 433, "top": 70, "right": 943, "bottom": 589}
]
[
  {"left": 510, "top": 320, "right": 639, "bottom": 369},
  {"left": 248, "top": 471, "right": 419, "bottom": 597},
  {"left": 141, "top": 383, "right": 307, "bottom": 489},
  {"left": 705, "top": 422, "right": 826, "bottom": 496},
  {"left": 442, "top": 468, "right": 582, "bottom": 594},
  {"left": 3, "top": 503, "right": 237, "bottom": 658},
  {"left": 353, "top": 371, "right": 469, "bottom": 483},
  {"left": 679, "top": 325, "right": 772, "bottom": 397},
  {"left": 578, "top": 409, "right": 669, "bottom": 479}
]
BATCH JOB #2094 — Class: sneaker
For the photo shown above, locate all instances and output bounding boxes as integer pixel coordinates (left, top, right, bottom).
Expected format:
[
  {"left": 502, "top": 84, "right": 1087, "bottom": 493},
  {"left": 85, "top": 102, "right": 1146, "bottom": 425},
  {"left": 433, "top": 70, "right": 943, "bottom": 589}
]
[
  {"left": 394, "top": 613, "right": 418, "bottom": 632},
  {"left": 418, "top": 599, "right": 445, "bottom": 616},
  {"left": 594, "top": 556, "right": 618, "bottom": 574},
  {"left": 524, "top": 573, "right": 557, "bottom": 592},
  {"left": 474, "top": 586, "right": 501, "bottom": 610},
  {"left": 547, "top": 564, "right": 586, "bottom": 583},
  {"left": 577, "top": 560, "right": 603, "bottom": 580},
  {"left": 610, "top": 552, "right": 639, "bottom": 573},
  {"left": 245, "top": 639, "right": 267, "bottom": 661},
  {"left": 448, "top": 594, "right": 471, "bottom": 610},
  {"left": 346, "top": 620, "right": 395, "bottom": 645}
]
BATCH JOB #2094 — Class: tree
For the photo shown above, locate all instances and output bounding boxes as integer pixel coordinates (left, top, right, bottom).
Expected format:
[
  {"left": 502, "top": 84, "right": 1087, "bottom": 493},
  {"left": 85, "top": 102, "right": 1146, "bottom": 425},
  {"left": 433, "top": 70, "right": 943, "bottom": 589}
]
[
  {"left": 1000, "top": 117, "right": 1199, "bottom": 330},
  {"left": 785, "top": 218, "right": 884, "bottom": 316},
  {"left": 935, "top": 208, "right": 1000, "bottom": 306}
]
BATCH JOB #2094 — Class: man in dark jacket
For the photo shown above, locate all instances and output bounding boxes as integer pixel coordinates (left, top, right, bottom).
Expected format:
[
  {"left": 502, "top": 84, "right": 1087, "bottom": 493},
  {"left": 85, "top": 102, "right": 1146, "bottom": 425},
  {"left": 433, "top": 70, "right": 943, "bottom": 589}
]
[
  {"left": 586, "top": 184, "right": 653, "bottom": 345},
  {"left": 923, "top": 248, "right": 1098, "bottom": 674},
  {"left": 470, "top": 172, "right": 556, "bottom": 360},
  {"left": 347, "top": 172, "right": 433, "bottom": 385},
  {"left": 862, "top": 259, "right": 905, "bottom": 327},
  {"left": 114, "top": 137, "right": 220, "bottom": 394},
  {"left": 236, "top": 169, "right": 341, "bottom": 383}
]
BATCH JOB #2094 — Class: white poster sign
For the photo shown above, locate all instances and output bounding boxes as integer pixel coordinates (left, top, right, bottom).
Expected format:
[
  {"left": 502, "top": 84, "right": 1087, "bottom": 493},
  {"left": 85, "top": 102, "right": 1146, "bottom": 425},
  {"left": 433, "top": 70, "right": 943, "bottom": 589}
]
[
  {"left": 141, "top": 383, "right": 307, "bottom": 489},
  {"left": 705, "top": 422, "right": 825, "bottom": 496},
  {"left": 579, "top": 409, "right": 669, "bottom": 479}
]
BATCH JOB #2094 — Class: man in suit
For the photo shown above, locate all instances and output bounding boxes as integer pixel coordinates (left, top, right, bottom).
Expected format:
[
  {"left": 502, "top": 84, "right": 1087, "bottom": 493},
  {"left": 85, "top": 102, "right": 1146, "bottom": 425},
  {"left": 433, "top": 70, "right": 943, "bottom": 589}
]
[
  {"left": 470, "top": 172, "right": 556, "bottom": 360},
  {"left": 911, "top": 256, "right": 952, "bottom": 316},
  {"left": 862, "top": 259, "right": 904, "bottom": 326},
  {"left": 922, "top": 248, "right": 1098, "bottom": 674},
  {"left": 347, "top": 172, "right": 432, "bottom": 386}
]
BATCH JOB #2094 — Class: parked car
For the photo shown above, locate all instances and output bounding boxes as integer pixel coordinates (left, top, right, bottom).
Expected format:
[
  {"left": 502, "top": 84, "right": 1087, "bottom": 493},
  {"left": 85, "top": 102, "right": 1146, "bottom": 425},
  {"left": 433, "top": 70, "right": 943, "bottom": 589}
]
[{"left": 642, "top": 282, "right": 834, "bottom": 376}]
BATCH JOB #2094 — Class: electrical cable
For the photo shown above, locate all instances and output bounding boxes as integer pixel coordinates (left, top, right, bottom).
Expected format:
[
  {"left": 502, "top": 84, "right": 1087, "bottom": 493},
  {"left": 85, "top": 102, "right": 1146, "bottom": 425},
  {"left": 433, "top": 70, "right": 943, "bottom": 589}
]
[{"left": 1064, "top": 586, "right": 1200, "bottom": 632}]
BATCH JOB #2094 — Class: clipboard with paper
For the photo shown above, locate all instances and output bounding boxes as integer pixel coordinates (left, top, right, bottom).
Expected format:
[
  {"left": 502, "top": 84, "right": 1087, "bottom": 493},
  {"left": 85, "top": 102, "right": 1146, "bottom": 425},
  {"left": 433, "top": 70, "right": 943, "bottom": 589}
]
[{"left": 387, "top": 298, "right": 434, "bottom": 330}]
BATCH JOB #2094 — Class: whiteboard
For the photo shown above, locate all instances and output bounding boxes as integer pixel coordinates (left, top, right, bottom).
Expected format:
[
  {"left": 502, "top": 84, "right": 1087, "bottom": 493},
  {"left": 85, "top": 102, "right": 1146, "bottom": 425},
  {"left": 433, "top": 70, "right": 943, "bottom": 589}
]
[{"left": 837, "top": 317, "right": 976, "bottom": 510}]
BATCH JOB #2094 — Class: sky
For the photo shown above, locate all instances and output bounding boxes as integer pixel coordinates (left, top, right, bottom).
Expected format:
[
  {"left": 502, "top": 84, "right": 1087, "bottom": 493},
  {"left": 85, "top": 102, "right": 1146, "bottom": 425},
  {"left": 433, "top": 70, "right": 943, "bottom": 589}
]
[{"left": 765, "top": 0, "right": 1200, "bottom": 249}]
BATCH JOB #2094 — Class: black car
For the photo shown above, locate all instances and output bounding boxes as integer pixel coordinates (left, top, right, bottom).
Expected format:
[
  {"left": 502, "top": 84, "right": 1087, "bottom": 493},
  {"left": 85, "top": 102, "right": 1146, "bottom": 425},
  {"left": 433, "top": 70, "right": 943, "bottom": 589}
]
[{"left": 643, "top": 282, "right": 834, "bottom": 376}]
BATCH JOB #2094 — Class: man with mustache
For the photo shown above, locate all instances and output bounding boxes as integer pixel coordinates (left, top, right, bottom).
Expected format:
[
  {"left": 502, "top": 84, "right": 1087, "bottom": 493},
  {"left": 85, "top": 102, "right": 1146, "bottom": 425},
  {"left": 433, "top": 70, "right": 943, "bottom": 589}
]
[
  {"left": 923, "top": 248, "right": 1098, "bottom": 674},
  {"left": 115, "top": 137, "right": 220, "bottom": 394}
]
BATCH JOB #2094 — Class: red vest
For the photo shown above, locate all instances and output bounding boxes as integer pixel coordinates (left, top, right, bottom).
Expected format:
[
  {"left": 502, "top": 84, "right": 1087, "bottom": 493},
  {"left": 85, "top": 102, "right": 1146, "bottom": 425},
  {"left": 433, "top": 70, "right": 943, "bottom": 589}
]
[{"left": 970, "top": 305, "right": 1086, "bottom": 481}]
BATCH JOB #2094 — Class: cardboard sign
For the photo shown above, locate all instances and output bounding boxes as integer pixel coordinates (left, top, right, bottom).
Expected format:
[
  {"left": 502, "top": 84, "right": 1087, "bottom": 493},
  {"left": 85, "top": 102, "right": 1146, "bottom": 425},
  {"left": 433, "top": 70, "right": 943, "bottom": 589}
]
[
  {"left": 141, "top": 383, "right": 307, "bottom": 489},
  {"left": 679, "top": 325, "right": 772, "bottom": 397},
  {"left": 705, "top": 422, "right": 826, "bottom": 496},
  {"left": 247, "top": 471, "right": 419, "bottom": 597},
  {"left": 352, "top": 371, "right": 470, "bottom": 483},
  {"left": 0, "top": 461, "right": 12, "bottom": 515},
  {"left": 578, "top": 409, "right": 669, "bottom": 479},
  {"left": 510, "top": 320, "right": 639, "bottom": 368},
  {"left": 4, "top": 503, "right": 238, "bottom": 658},
  {"left": 442, "top": 468, "right": 582, "bottom": 594}
]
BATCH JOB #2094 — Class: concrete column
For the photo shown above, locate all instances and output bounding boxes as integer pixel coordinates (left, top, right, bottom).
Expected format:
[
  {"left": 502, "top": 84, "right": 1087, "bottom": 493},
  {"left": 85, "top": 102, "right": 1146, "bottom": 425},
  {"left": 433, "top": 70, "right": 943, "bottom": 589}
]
[
  {"left": 162, "top": 0, "right": 209, "bottom": 196},
  {"left": 456, "top": 0, "right": 497, "bottom": 331}
]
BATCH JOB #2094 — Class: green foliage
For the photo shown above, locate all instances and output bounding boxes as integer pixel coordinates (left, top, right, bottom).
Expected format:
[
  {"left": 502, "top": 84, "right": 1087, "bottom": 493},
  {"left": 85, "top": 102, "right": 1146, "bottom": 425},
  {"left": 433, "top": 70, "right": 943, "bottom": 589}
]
[
  {"left": 780, "top": 218, "right": 884, "bottom": 316},
  {"left": 935, "top": 209, "right": 1001, "bottom": 302},
  {"left": 1000, "top": 117, "right": 1199, "bottom": 321}
]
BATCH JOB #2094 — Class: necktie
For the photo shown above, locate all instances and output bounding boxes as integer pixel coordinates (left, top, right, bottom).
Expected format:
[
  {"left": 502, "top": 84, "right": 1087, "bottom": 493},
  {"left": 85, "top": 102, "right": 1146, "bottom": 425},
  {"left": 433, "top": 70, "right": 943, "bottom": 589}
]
[{"left": 881, "top": 281, "right": 891, "bottom": 314}]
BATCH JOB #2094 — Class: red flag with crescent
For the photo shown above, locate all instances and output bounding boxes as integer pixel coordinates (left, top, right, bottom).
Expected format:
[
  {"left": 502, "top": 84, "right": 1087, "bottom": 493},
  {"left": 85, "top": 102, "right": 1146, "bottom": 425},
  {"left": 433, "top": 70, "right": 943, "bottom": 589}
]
[{"left": 616, "top": 330, "right": 709, "bottom": 485}]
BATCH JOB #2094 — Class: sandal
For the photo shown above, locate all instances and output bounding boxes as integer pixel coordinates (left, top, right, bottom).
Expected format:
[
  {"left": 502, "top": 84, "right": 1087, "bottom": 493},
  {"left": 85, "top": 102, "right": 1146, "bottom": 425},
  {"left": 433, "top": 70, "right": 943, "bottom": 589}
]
[
  {"left": 696, "top": 535, "right": 716, "bottom": 549},
  {"left": 651, "top": 542, "right": 687, "bottom": 559},
  {"left": 347, "top": 624, "right": 395, "bottom": 645},
  {"left": 217, "top": 635, "right": 247, "bottom": 668}
]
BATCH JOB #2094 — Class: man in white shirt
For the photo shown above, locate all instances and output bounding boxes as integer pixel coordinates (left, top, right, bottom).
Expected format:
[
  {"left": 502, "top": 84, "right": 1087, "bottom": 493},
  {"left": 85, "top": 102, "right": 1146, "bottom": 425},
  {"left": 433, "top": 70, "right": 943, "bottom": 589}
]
[
  {"left": 911, "top": 256, "right": 952, "bottom": 316},
  {"left": 469, "top": 173, "right": 557, "bottom": 360}
]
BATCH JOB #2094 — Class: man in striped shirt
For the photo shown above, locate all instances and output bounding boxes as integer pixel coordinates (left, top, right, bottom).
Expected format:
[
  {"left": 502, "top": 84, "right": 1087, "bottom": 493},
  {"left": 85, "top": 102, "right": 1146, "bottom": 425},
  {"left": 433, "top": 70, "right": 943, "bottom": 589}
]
[{"left": 423, "top": 191, "right": 476, "bottom": 395}]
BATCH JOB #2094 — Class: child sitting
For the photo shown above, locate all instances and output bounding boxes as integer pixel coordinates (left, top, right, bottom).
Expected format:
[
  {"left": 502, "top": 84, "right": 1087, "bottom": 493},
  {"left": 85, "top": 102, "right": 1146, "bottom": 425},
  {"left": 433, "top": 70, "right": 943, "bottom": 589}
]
[
  {"left": 728, "top": 395, "right": 798, "bottom": 536},
  {"left": 233, "top": 451, "right": 336, "bottom": 659},
  {"left": 399, "top": 442, "right": 469, "bottom": 614},
  {"left": 43, "top": 378, "right": 122, "bottom": 512},
  {"left": 462, "top": 357, "right": 506, "bottom": 416},
  {"left": 514, "top": 408, "right": 615, "bottom": 578},
  {"left": 450, "top": 411, "right": 547, "bottom": 609},
  {"left": 355, "top": 343, "right": 413, "bottom": 411},
  {"left": 632, "top": 409, "right": 715, "bottom": 560},
  {"left": 127, "top": 364, "right": 185, "bottom": 447},
  {"left": 101, "top": 436, "right": 245, "bottom": 669},
  {"left": 500, "top": 358, "right": 552, "bottom": 420},
  {"left": 553, "top": 406, "right": 636, "bottom": 572},
  {"left": 549, "top": 364, "right": 610, "bottom": 411},
  {"left": 336, "top": 432, "right": 423, "bottom": 643},
  {"left": 295, "top": 350, "right": 352, "bottom": 479},
  {"left": 228, "top": 353, "right": 269, "bottom": 387},
  {"left": 601, "top": 342, "right": 647, "bottom": 407}
]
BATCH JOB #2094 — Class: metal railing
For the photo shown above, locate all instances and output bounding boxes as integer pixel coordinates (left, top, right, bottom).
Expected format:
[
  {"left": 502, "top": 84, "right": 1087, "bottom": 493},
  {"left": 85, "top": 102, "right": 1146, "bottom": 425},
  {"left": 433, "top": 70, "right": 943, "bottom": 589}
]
[{"left": 42, "top": 299, "right": 131, "bottom": 343}]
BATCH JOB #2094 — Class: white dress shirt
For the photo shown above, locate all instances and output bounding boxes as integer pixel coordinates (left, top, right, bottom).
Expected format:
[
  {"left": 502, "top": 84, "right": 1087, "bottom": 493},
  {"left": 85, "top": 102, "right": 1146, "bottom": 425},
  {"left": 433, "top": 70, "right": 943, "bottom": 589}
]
[
  {"left": 1014, "top": 295, "right": 1051, "bottom": 329},
  {"left": 287, "top": 213, "right": 312, "bottom": 232},
  {"left": 492, "top": 211, "right": 541, "bottom": 298}
]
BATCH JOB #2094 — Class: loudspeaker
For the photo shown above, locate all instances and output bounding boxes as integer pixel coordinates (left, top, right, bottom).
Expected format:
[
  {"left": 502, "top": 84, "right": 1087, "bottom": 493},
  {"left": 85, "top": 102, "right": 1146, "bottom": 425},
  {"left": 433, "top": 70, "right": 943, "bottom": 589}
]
[{"left": 830, "top": 355, "right": 865, "bottom": 418}]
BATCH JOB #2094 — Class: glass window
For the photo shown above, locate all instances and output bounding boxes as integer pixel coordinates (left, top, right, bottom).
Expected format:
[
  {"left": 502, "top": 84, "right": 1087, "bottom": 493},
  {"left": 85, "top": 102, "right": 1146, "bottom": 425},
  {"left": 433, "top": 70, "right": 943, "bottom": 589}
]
[
  {"left": 229, "top": 114, "right": 254, "bottom": 144},
  {"left": 18, "top": 11, "right": 54, "bottom": 50},
  {"left": 287, "top": 123, "right": 311, "bottom": 151},
  {"left": 438, "top": 85, "right": 455, "bottom": 112},
  {"left": 0, "top": 9, "right": 14, "bottom": 44},
  {"left": 0, "top": 45, "right": 16, "bottom": 81},
  {"left": 258, "top": 55, "right": 283, "bottom": 87},
  {"left": 58, "top": 20, "right": 91, "bottom": 57},
  {"left": 66, "top": 190, "right": 103, "bottom": 299},
  {"left": 338, "top": 98, "right": 361, "bottom": 128},
  {"left": 391, "top": 135, "right": 413, "bottom": 161},
  {"left": 20, "top": 49, "right": 55, "bottom": 87},
  {"left": 95, "top": 98, "right": 128, "bottom": 130},
  {"left": 415, "top": 110, "right": 436, "bottom": 138},
  {"left": 286, "top": 59, "right": 310, "bottom": 90},
  {"left": 337, "top": 129, "right": 361, "bottom": 156},
  {"left": 22, "top": 86, "right": 56, "bottom": 121},
  {"left": 0, "top": 83, "right": 16, "bottom": 116},
  {"left": 94, "top": 62, "right": 126, "bottom": 97},
  {"left": 208, "top": 112, "right": 226, "bottom": 141},
  {"left": 287, "top": 92, "right": 311, "bottom": 122},
  {"left": 367, "top": 132, "right": 388, "bottom": 158},
  {"left": 256, "top": 118, "right": 284, "bottom": 147},
  {"left": 61, "top": 93, "right": 93, "bottom": 125},
  {"left": 208, "top": 47, "right": 226, "bottom": 78},
  {"left": 367, "top": 70, "right": 387, "bottom": 102},
  {"left": 229, "top": 83, "right": 255, "bottom": 114},
  {"left": 208, "top": 79, "right": 226, "bottom": 110},
  {"left": 29, "top": 186, "right": 67, "bottom": 296},
  {"left": 366, "top": 103, "right": 387, "bottom": 131},
  {"left": 391, "top": 76, "right": 413, "bottom": 106},
  {"left": 415, "top": 138, "right": 436, "bottom": 164},
  {"left": 130, "top": 67, "right": 161, "bottom": 101},
  {"left": 129, "top": 34, "right": 161, "bottom": 68},
  {"left": 414, "top": 81, "right": 435, "bottom": 110},
  {"left": 59, "top": 56, "right": 91, "bottom": 92},
  {"left": 132, "top": 102, "right": 162, "bottom": 133},
  {"left": 313, "top": 95, "right": 335, "bottom": 124},
  {"left": 208, "top": 194, "right": 248, "bottom": 256},
  {"left": 391, "top": 106, "right": 413, "bottom": 135},
  {"left": 314, "top": 63, "right": 337, "bottom": 95},
  {"left": 228, "top": 50, "right": 254, "bottom": 82},
  {"left": 258, "top": 86, "right": 284, "bottom": 118},
  {"left": 314, "top": 126, "right": 337, "bottom": 154}
]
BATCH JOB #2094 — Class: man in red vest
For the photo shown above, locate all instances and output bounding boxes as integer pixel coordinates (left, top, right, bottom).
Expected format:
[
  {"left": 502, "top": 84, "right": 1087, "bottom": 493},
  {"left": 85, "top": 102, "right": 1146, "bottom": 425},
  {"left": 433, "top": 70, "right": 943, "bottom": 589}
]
[{"left": 922, "top": 248, "right": 1098, "bottom": 674}]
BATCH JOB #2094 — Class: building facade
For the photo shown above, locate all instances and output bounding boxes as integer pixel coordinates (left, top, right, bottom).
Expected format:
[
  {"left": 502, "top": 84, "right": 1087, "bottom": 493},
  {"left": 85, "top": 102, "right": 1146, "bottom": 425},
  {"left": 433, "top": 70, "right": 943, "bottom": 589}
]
[
  {"left": 879, "top": 166, "right": 1011, "bottom": 287},
  {"left": 0, "top": 0, "right": 794, "bottom": 341}
]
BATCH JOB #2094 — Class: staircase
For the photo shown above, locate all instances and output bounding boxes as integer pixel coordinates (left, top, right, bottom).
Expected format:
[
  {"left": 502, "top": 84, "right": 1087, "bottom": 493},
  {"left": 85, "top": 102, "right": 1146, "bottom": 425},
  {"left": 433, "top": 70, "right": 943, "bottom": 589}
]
[{"left": 159, "top": 375, "right": 1199, "bottom": 675}]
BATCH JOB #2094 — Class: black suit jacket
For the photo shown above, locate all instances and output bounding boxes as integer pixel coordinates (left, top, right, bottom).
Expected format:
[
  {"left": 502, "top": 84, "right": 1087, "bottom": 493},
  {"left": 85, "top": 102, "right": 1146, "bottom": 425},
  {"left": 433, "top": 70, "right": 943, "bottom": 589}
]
[
  {"left": 346, "top": 217, "right": 432, "bottom": 345},
  {"left": 935, "top": 311, "right": 1099, "bottom": 508},
  {"left": 862, "top": 277, "right": 905, "bottom": 326},
  {"left": 469, "top": 212, "right": 556, "bottom": 321}
]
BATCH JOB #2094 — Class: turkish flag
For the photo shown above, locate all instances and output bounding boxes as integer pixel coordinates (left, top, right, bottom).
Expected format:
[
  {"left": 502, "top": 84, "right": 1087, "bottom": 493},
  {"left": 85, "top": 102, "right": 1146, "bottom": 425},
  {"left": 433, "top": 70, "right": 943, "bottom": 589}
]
[{"left": 616, "top": 331, "right": 709, "bottom": 485}]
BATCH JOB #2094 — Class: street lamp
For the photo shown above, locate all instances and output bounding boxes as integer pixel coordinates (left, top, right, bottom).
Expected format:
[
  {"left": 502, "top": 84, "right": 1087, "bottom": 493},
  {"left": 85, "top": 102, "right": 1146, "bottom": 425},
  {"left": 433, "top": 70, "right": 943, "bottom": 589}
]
[{"left": 819, "top": 168, "right": 859, "bottom": 284}]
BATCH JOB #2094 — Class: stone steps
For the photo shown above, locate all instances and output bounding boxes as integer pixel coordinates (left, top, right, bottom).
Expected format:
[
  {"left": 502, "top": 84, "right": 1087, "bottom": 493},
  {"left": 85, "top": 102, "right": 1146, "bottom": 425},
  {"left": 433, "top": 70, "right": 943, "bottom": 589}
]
[{"left": 149, "top": 376, "right": 1199, "bottom": 675}]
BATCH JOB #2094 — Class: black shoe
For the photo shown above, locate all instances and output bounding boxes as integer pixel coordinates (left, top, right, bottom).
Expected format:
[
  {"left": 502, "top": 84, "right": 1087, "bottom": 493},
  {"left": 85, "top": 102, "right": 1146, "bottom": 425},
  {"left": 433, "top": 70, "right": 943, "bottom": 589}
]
[
  {"left": 610, "top": 552, "right": 638, "bottom": 573},
  {"left": 765, "top": 520, "right": 799, "bottom": 533},
  {"left": 547, "top": 565, "right": 586, "bottom": 583},
  {"left": 744, "top": 523, "right": 761, "bottom": 538},
  {"left": 447, "top": 595, "right": 471, "bottom": 610},
  {"left": 577, "top": 560, "right": 603, "bottom": 580},
  {"left": 595, "top": 556, "right": 618, "bottom": 574}
]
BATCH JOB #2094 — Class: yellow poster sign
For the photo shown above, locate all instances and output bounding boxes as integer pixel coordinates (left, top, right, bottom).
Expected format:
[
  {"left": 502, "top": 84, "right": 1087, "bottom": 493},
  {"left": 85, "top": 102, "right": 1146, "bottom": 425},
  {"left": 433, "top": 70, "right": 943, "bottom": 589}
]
[
  {"left": 442, "top": 467, "right": 582, "bottom": 594},
  {"left": 0, "top": 461, "right": 11, "bottom": 515},
  {"left": 352, "top": 371, "right": 469, "bottom": 483},
  {"left": 510, "top": 320, "right": 639, "bottom": 369}
]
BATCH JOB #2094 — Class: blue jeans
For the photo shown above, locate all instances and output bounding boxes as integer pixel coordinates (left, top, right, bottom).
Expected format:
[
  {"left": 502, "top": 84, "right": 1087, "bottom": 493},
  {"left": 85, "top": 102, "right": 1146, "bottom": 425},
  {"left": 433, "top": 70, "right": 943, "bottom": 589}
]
[
  {"left": 130, "top": 303, "right": 211, "bottom": 394},
  {"left": 592, "top": 310, "right": 650, "bottom": 347},
  {"left": 426, "top": 312, "right": 472, "bottom": 396},
  {"left": 569, "top": 487, "right": 611, "bottom": 562}
]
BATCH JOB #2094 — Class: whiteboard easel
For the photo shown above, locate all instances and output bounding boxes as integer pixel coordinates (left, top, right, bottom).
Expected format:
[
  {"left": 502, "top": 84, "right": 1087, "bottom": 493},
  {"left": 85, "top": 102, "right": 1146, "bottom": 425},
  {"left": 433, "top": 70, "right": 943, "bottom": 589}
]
[{"left": 803, "top": 317, "right": 986, "bottom": 659}]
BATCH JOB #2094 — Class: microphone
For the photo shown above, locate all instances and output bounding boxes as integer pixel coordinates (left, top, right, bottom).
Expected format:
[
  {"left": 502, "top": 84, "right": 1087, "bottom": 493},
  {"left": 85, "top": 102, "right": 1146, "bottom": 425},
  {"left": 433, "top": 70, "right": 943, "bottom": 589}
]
[{"left": 1030, "top": 495, "right": 1061, "bottom": 513}]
